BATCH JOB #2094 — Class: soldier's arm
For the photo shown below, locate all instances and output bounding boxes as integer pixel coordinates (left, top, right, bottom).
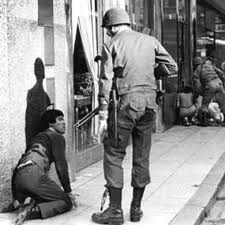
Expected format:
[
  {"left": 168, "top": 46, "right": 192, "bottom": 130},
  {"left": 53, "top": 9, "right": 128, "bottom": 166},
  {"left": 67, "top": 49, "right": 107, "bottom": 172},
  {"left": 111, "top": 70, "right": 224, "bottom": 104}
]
[
  {"left": 193, "top": 67, "right": 202, "bottom": 94},
  {"left": 214, "top": 66, "right": 225, "bottom": 83},
  {"left": 155, "top": 38, "right": 178, "bottom": 75},
  {"left": 98, "top": 44, "right": 114, "bottom": 111}
]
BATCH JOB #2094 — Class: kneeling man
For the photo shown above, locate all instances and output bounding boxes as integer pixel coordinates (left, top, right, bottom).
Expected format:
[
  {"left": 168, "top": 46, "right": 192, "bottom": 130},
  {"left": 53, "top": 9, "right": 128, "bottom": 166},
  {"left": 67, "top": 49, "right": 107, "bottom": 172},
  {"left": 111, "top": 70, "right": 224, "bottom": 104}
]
[{"left": 12, "top": 109, "right": 76, "bottom": 225}]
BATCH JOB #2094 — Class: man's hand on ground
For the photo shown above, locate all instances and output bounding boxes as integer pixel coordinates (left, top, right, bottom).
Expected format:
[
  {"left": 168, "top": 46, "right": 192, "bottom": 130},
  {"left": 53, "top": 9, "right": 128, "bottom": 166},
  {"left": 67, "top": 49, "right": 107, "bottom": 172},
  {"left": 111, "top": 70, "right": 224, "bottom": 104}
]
[{"left": 68, "top": 192, "right": 78, "bottom": 208}]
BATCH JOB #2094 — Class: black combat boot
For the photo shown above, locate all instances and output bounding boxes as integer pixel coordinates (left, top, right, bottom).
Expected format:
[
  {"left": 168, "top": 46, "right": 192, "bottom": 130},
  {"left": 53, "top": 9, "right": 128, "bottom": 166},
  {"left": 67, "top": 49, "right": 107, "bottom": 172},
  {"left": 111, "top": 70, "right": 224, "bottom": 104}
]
[
  {"left": 92, "top": 187, "right": 124, "bottom": 225},
  {"left": 130, "top": 187, "right": 145, "bottom": 222}
]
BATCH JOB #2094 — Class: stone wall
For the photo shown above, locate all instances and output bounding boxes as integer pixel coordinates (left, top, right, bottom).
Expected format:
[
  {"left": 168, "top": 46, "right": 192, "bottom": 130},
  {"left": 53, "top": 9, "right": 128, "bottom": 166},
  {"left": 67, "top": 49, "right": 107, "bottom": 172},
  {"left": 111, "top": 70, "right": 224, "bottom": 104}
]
[
  {"left": 0, "top": 0, "right": 73, "bottom": 211},
  {"left": 0, "top": 0, "right": 11, "bottom": 211}
]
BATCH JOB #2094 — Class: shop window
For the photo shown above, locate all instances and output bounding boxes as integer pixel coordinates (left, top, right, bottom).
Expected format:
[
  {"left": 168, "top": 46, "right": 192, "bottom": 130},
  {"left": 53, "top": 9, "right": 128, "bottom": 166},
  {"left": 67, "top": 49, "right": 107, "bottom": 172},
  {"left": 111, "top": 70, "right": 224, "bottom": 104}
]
[
  {"left": 161, "top": 0, "right": 178, "bottom": 92},
  {"left": 125, "top": 0, "right": 154, "bottom": 34},
  {"left": 74, "top": 27, "right": 95, "bottom": 152},
  {"left": 38, "top": 0, "right": 54, "bottom": 65},
  {"left": 162, "top": 0, "right": 177, "bottom": 61},
  {"left": 196, "top": 1, "right": 225, "bottom": 67}
]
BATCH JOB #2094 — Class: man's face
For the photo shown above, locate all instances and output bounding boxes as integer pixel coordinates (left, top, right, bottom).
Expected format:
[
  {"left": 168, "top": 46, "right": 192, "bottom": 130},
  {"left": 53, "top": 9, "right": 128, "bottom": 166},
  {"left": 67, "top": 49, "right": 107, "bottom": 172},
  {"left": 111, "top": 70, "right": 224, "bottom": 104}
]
[
  {"left": 106, "top": 26, "right": 114, "bottom": 37},
  {"left": 50, "top": 116, "right": 66, "bottom": 134},
  {"left": 205, "top": 60, "right": 213, "bottom": 66}
]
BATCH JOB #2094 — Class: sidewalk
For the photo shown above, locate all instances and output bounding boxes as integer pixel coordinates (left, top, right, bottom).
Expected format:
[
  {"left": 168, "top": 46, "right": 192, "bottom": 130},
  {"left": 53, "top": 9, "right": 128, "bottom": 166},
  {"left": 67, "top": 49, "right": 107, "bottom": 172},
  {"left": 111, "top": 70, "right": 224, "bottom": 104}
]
[{"left": 1, "top": 125, "right": 225, "bottom": 225}]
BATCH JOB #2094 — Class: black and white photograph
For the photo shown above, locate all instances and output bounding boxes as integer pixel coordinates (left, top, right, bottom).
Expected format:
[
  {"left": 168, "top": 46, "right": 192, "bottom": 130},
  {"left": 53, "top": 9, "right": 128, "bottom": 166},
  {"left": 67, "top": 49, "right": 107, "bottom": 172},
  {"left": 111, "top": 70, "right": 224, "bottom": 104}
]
[{"left": 1, "top": 0, "right": 225, "bottom": 225}]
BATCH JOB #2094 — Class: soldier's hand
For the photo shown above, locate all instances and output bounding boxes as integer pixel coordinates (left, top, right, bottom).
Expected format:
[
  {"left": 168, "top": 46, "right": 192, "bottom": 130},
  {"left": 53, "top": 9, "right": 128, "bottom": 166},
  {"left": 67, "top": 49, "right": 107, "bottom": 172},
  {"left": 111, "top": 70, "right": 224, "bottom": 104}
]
[
  {"left": 68, "top": 192, "right": 78, "bottom": 208},
  {"left": 97, "top": 111, "right": 108, "bottom": 143},
  {"left": 97, "top": 119, "right": 108, "bottom": 143},
  {"left": 156, "top": 90, "right": 164, "bottom": 105}
]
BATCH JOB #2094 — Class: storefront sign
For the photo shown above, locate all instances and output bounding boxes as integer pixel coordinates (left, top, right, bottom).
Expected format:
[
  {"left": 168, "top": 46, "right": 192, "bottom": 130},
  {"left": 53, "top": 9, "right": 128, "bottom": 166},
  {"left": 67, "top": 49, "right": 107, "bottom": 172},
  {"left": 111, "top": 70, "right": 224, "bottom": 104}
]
[{"left": 215, "top": 24, "right": 225, "bottom": 32}]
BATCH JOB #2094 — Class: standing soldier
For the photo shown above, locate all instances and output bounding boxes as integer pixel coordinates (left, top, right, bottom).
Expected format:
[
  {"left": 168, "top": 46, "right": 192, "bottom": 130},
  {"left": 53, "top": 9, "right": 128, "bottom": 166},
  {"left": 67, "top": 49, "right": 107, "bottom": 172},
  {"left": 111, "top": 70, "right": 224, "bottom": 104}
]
[{"left": 92, "top": 8, "right": 177, "bottom": 225}]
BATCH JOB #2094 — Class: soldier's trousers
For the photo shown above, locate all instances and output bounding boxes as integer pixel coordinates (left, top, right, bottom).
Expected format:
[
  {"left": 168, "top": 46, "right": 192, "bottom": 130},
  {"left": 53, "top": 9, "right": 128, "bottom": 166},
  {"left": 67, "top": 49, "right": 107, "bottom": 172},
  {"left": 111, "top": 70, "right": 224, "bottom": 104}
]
[
  {"left": 201, "top": 80, "right": 224, "bottom": 112},
  {"left": 13, "top": 163, "right": 72, "bottom": 219},
  {"left": 103, "top": 93, "right": 156, "bottom": 189}
]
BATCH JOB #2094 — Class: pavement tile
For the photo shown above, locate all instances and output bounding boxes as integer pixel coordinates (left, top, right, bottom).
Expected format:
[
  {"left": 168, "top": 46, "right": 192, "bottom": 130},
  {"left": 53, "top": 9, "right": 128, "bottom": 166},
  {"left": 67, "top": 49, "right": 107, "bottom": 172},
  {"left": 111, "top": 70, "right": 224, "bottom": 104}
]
[
  {"left": 1, "top": 125, "right": 225, "bottom": 225},
  {"left": 169, "top": 205, "right": 204, "bottom": 225},
  {"left": 206, "top": 199, "right": 225, "bottom": 220},
  {"left": 188, "top": 183, "right": 218, "bottom": 207}
]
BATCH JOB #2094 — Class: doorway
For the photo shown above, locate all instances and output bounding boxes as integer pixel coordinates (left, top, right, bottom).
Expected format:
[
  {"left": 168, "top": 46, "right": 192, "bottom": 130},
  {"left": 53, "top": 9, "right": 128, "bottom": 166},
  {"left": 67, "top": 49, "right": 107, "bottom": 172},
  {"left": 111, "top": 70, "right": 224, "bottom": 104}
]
[{"left": 73, "top": 26, "right": 103, "bottom": 171}]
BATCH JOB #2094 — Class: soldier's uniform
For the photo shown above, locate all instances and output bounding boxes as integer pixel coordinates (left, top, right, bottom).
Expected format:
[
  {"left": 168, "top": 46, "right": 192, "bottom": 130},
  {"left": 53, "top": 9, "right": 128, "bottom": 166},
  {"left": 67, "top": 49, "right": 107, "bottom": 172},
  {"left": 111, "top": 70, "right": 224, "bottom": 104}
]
[
  {"left": 100, "top": 28, "right": 177, "bottom": 189},
  {"left": 92, "top": 8, "right": 177, "bottom": 225},
  {"left": 193, "top": 62, "right": 225, "bottom": 113}
]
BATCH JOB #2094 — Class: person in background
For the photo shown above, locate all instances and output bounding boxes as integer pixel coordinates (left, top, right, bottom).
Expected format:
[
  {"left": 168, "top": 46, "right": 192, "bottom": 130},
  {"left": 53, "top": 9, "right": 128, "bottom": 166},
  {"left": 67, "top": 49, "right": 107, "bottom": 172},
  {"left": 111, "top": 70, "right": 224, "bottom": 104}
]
[
  {"left": 221, "top": 61, "right": 225, "bottom": 87},
  {"left": 177, "top": 85, "right": 201, "bottom": 126},
  {"left": 91, "top": 8, "right": 177, "bottom": 225},
  {"left": 12, "top": 109, "right": 77, "bottom": 225},
  {"left": 193, "top": 57, "right": 225, "bottom": 126},
  {"left": 211, "top": 58, "right": 225, "bottom": 86}
]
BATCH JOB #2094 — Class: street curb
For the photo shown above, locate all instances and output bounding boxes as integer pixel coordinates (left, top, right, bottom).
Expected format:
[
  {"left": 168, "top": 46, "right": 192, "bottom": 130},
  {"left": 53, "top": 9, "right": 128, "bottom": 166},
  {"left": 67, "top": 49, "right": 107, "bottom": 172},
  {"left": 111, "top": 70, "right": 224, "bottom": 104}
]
[{"left": 169, "top": 151, "right": 225, "bottom": 225}]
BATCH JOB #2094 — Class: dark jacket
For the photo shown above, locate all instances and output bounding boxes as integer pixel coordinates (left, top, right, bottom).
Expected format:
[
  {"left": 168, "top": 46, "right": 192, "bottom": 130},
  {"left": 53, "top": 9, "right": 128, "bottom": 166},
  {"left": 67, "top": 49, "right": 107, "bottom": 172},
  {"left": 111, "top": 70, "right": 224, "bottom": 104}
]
[{"left": 12, "top": 129, "right": 71, "bottom": 199}]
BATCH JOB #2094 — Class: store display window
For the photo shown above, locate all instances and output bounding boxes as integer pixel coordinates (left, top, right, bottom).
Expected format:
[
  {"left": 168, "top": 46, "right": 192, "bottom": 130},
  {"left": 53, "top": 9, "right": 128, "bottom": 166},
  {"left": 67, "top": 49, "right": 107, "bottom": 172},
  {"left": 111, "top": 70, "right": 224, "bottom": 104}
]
[{"left": 74, "top": 27, "right": 96, "bottom": 152}]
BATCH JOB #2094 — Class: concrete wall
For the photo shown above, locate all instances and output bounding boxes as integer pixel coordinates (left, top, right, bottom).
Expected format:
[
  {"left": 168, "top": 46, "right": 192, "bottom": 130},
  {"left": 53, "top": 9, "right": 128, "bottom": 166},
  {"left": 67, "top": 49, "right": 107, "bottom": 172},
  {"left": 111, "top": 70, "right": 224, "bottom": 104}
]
[
  {"left": 0, "top": 0, "right": 11, "bottom": 210},
  {"left": 0, "top": 0, "right": 74, "bottom": 210}
]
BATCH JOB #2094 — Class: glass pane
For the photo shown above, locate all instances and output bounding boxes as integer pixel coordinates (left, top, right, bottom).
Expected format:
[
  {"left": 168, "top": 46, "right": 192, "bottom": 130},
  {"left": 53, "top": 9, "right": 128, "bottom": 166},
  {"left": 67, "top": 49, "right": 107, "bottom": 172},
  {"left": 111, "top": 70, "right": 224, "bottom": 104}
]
[
  {"left": 74, "top": 27, "right": 97, "bottom": 152},
  {"left": 162, "top": 0, "right": 178, "bottom": 92},
  {"left": 162, "top": 0, "right": 177, "bottom": 61},
  {"left": 125, "top": 0, "right": 153, "bottom": 34},
  {"left": 74, "top": 94, "right": 97, "bottom": 152}
]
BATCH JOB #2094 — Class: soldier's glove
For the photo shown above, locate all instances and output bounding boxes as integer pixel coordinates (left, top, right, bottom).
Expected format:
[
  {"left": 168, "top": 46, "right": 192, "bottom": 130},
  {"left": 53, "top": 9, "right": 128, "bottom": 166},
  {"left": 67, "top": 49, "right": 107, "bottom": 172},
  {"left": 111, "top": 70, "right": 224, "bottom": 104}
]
[
  {"left": 68, "top": 192, "right": 79, "bottom": 208},
  {"left": 97, "top": 111, "right": 108, "bottom": 143}
]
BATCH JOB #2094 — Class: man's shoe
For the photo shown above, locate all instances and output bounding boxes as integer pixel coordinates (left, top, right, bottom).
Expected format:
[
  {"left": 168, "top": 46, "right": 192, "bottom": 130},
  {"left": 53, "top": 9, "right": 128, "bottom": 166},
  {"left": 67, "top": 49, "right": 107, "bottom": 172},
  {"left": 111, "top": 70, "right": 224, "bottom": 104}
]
[
  {"left": 183, "top": 117, "right": 190, "bottom": 126},
  {"left": 14, "top": 199, "right": 41, "bottom": 225},
  {"left": 130, "top": 205, "right": 143, "bottom": 222},
  {"left": 92, "top": 206, "right": 124, "bottom": 225},
  {"left": 14, "top": 200, "right": 35, "bottom": 225}
]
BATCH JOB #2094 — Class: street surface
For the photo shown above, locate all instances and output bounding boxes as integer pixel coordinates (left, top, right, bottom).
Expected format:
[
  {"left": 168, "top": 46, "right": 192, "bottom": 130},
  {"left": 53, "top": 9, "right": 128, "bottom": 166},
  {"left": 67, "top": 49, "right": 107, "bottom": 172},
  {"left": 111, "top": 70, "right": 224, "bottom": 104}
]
[
  {"left": 1, "top": 125, "right": 225, "bottom": 225},
  {"left": 201, "top": 180, "right": 225, "bottom": 225}
]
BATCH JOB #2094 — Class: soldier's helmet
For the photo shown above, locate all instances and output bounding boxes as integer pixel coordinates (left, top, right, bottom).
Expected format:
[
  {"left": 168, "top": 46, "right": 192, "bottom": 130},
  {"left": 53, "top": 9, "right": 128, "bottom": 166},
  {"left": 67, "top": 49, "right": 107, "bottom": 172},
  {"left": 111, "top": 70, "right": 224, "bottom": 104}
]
[
  {"left": 193, "top": 56, "right": 203, "bottom": 66},
  {"left": 102, "top": 8, "right": 130, "bottom": 28}
]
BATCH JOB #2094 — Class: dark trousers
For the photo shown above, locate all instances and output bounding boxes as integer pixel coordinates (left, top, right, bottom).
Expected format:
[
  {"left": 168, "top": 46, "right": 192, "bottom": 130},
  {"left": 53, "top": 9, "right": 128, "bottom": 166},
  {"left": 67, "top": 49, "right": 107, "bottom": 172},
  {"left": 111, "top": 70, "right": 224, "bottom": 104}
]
[
  {"left": 13, "top": 164, "right": 72, "bottom": 219},
  {"left": 103, "top": 95, "right": 156, "bottom": 189},
  {"left": 201, "top": 81, "right": 224, "bottom": 112},
  {"left": 215, "top": 91, "right": 225, "bottom": 113}
]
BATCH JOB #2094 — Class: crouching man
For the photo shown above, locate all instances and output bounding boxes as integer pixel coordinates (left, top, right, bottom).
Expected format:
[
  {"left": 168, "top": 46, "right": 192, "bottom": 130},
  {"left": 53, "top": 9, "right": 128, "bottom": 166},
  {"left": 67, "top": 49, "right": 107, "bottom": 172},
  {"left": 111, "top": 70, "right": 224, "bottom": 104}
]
[{"left": 12, "top": 109, "right": 77, "bottom": 225}]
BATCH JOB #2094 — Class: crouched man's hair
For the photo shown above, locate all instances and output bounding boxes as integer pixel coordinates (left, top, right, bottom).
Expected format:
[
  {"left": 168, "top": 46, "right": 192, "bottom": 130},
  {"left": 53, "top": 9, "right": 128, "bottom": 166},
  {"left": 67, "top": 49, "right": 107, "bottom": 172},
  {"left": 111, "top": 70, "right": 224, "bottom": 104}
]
[{"left": 40, "top": 109, "right": 64, "bottom": 131}]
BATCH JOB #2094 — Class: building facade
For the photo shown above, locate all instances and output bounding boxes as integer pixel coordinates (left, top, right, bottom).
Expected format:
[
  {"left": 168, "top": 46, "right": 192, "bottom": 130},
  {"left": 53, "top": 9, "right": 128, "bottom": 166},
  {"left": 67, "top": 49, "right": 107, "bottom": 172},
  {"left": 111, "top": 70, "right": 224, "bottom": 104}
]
[
  {"left": 0, "top": 0, "right": 73, "bottom": 209},
  {"left": 0, "top": 0, "right": 225, "bottom": 211}
]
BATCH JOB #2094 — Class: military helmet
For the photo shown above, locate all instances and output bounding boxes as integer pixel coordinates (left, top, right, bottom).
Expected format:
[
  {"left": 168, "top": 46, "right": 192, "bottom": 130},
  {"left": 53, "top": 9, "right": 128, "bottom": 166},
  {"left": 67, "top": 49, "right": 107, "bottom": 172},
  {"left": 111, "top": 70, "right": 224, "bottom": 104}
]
[
  {"left": 102, "top": 8, "right": 130, "bottom": 28},
  {"left": 193, "top": 56, "right": 203, "bottom": 66}
]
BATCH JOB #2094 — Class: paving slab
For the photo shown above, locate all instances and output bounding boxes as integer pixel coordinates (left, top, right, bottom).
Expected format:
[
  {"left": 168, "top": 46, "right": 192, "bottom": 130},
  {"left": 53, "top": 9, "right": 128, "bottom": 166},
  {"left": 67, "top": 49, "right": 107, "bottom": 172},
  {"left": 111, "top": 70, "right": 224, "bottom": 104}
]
[{"left": 1, "top": 126, "right": 225, "bottom": 225}]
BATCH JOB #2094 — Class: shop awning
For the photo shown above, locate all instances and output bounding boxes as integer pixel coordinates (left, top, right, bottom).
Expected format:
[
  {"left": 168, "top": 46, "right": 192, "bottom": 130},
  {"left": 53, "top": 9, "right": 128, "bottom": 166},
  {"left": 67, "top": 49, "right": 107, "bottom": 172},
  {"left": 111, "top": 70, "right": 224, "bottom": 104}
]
[{"left": 204, "top": 0, "right": 225, "bottom": 15}]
